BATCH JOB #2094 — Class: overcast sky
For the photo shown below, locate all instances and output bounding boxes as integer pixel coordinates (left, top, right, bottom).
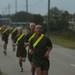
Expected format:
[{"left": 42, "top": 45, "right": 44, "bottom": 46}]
[{"left": 0, "top": 0, "right": 75, "bottom": 15}]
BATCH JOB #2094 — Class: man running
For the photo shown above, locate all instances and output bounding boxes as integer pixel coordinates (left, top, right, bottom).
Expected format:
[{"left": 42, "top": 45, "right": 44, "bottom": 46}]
[
  {"left": 24, "top": 22, "right": 36, "bottom": 75},
  {"left": 1, "top": 25, "right": 10, "bottom": 56},
  {"left": 29, "top": 25, "right": 52, "bottom": 75},
  {"left": 13, "top": 28, "right": 27, "bottom": 72},
  {"left": 11, "top": 25, "right": 18, "bottom": 51}
]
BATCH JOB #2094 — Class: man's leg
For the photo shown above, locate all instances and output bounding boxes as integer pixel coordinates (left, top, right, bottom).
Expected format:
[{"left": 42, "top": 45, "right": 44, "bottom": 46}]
[
  {"left": 12, "top": 40, "right": 16, "bottom": 51},
  {"left": 30, "top": 62, "right": 35, "bottom": 75},
  {"left": 3, "top": 41, "right": 7, "bottom": 56},
  {"left": 12, "top": 45, "right": 16, "bottom": 51},
  {"left": 35, "top": 67, "right": 42, "bottom": 75},
  {"left": 19, "top": 57, "right": 23, "bottom": 72},
  {"left": 42, "top": 58, "right": 49, "bottom": 75},
  {"left": 42, "top": 71, "right": 48, "bottom": 75}
]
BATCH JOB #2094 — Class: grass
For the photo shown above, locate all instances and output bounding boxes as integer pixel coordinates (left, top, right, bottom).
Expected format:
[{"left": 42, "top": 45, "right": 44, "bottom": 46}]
[
  {"left": 50, "top": 35, "right": 75, "bottom": 49},
  {"left": 0, "top": 71, "right": 2, "bottom": 75}
]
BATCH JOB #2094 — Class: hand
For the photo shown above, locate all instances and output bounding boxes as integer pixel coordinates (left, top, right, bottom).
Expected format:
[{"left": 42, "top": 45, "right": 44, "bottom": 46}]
[
  {"left": 44, "top": 47, "right": 52, "bottom": 58},
  {"left": 44, "top": 51, "right": 49, "bottom": 58},
  {"left": 29, "top": 49, "right": 33, "bottom": 54},
  {"left": 22, "top": 57, "right": 26, "bottom": 62},
  {"left": 12, "top": 43, "right": 16, "bottom": 46},
  {"left": 16, "top": 42, "right": 18, "bottom": 45},
  {"left": 24, "top": 42, "right": 29, "bottom": 47}
]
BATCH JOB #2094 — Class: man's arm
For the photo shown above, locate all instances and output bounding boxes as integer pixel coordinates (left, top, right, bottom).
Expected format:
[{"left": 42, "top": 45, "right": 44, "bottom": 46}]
[
  {"left": 29, "top": 39, "right": 34, "bottom": 54},
  {"left": 44, "top": 37, "right": 52, "bottom": 58}
]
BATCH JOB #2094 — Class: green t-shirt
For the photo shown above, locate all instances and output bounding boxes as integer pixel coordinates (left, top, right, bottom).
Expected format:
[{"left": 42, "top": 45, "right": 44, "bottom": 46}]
[{"left": 29, "top": 35, "right": 52, "bottom": 60}]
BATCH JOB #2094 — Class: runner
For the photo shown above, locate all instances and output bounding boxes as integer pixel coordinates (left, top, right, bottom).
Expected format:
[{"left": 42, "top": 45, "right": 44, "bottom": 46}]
[
  {"left": 11, "top": 25, "right": 18, "bottom": 51},
  {"left": 29, "top": 25, "right": 52, "bottom": 75},
  {"left": 24, "top": 22, "right": 36, "bottom": 75},
  {"left": 1, "top": 25, "right": 10, "bottom": 56},
  {"left": 13, "top": 28, "right": 27, "bottom": 72}
]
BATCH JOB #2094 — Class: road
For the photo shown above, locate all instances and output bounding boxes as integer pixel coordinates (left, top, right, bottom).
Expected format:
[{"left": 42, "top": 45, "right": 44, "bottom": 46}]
[{"left": 0, "top": 35, "right": 75, "bottom": 75}]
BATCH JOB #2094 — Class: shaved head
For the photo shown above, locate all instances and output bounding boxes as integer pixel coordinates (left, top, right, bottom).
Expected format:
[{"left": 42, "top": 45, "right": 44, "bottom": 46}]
[
  {"left": 18, "top": 28, "right": 23, "bottom": 35},
  {"left": 3, "top": 25, "right": 7, "bottom": 29},
  {"left": 29, "top": 22, "right": 35, "bottom": 28},
  {"left": 34, "top": 24, "right": 43, "bottom": 35},
  {"left": 29, "top": 22, "right": 36, "bottom": 33},
  {"left": 13, "top": 25, "right": 15, "bottom": 28},
  {"left": 35, "top": 25, "right": 42, "bottom": 28}
]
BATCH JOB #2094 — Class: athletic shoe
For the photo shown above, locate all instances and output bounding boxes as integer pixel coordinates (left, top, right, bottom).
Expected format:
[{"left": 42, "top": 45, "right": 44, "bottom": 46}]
[
  {"left": 20, "top": 68, "right": 23, "bottom": 72},
  {"left": 3, "top": 51, "right": 7, "bottom": 56},
  {"left": 13, "top": 47, "right": 15, "bottom": 51}
]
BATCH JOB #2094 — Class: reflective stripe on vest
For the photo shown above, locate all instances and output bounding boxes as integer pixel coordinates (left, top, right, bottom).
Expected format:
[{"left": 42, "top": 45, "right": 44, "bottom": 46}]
[
  {"left": 12, "top": 28, "right": 16, "bottom": 34},
  {"left": 17, "top": 34, "right": 24, "bottom": 42},
  {"left": 33, "top": 34, "right": 44, "bottom": 49},
  {"left": 2, "top": 29, "right": 8, "bottom": 34},
  {"left": 28, "top": 33, "right": 36, "bottom": 42}
]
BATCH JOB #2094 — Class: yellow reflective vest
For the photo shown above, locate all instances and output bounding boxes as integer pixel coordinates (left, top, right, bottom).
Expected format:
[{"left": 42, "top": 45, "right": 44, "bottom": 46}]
[
  {"left": 2, "top": 29, "right": 8, "bottom": 34},
  {"left": 28, "top": 33, "right": 36, "bottom": 42},
  {"left": 33, "top": 34, "right": 44, "bottom": 49},
  {"left": 17, "top": 33, "right": 24, "bottom": 42},
  {"left": 11, "top": 28, "right": 16, "bottom": 34}
]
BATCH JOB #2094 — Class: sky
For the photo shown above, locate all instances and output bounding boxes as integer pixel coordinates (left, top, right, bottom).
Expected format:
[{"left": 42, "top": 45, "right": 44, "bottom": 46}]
[{"left": 0, "top": 0, "right": 75, "bottom": 15}]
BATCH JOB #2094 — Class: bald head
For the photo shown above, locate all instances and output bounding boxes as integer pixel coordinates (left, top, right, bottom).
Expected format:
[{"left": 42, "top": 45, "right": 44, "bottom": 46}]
[
  {"left": 18, "top": 28, "right": 23, "bottom": 35},
  {"left": 3, "top": 25, "right": 7, "bottom": 29},
  {"left": 35, "top": 25, "right": 42, "bottom": 28},
  {"left": 13, "top": 25, "right": 15, "bottom": 28},
  {"left": 29, "top": 22, "right": 35, "bottom": 28},
  {"left": 29, "top": 22, "right": 35, "bottom": 33}
]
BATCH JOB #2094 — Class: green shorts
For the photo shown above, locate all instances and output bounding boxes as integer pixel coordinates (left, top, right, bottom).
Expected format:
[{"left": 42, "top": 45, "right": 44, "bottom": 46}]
[
  {"left": 33, "top": 57, "right": 50, "bottom": 71},
  {"left": 28, "top": 52, "right": 33, "bottom": 62},
  {"left": 16, "top": 48, "right": 27, "bottom": 58}
]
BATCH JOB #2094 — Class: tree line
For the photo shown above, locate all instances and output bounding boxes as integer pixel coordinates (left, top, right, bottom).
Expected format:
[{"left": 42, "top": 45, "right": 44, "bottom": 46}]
[{"left": 0, "top": 7, "right": 75, "bottom": 33}]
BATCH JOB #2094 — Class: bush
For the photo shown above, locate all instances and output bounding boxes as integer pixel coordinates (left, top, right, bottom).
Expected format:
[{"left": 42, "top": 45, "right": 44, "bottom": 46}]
[
  {"left": 62, "top": 30, "right": 75, "bottom": 40},
  {"left": 0, "top": 71, "right": 2, "bottom": 75}
]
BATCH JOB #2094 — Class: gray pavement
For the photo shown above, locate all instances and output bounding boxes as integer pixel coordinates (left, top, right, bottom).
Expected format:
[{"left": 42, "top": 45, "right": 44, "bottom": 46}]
[{"left": 0, "top": 35, "right": 75, "bottom": 75}]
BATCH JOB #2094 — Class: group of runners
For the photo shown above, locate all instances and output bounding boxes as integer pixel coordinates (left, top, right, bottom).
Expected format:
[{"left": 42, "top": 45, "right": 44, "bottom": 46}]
[{"left": 0, "top": 23, "right": 52, "bottom": 75}]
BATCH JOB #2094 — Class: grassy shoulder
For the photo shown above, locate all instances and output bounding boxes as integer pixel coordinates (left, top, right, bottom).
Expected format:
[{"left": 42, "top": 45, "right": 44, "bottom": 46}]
[
  {"left": 0, "top": 71, "right": 2, "bottom": 75},
  {"left": 50, "top": 35, "right": 75, "bottom": 49}
]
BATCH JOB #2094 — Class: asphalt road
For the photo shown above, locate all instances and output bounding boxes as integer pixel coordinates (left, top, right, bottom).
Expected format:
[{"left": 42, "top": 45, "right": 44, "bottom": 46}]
[{"left": 0, "top": 35, "right": 75, "bottom": 75}]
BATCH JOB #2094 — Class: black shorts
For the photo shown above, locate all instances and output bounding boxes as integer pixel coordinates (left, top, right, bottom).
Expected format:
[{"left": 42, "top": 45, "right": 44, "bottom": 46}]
[
  {"left": 28, "top": 52, "right": 33, "bottom": 62},
  {"left": 11, "top": 36, "right": 16, "bottom": 40},
  {"left": 33, "top": 57, "right": 50, "bottom": 71},
  {"left": 16, "top": 48, "right": 27, "bottom": 58},
  {"left": 2, "top": 38, "right": 8, "bottom": 44}
]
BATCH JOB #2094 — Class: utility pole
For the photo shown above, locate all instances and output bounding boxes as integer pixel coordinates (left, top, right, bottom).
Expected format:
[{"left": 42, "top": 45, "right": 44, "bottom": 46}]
[
  {"left": 8, "top": 4, "right": 11, "bottom": 26},
  {"left": 2, "top": 10, "right": 4, "bottom": 25},
  {"left": 15, "top": 0, "right": 17, "bottom": 14},
  {"left": 8, "top": 4, "right": 10, "bottom": 15},
  {"left": 2, "top": 10, "right": 4, "bottom": 16},
  {"left": 47, "top": 0, "right": 50, "bottom": 37},
  {"left": 26, "top": 0, "right": 28, "bottom": 32},
  {"left": 5, "top": 7, "right": 8, "bottom": 24},
  {"left": 5, "top": 7, "right": 8, "bottom": 16},
  {"left": 15, "top": 0, "right": 17, "bottom": 22}
]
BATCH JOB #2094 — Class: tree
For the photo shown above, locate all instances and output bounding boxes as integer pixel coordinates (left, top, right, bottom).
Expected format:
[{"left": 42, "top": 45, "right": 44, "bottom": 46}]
[
  {"left": 56, "top": 17, "right": 69, "bottom": 31},
  {"left": 0, "top": 15, "right": 2, "bottom": 26},
  {"left": 49, "top": 7, "right": 69, "bottom": 31},
  {"left": 11, "top": 11, "right": 27, "bottom": 22},
  {"left": 11, "top": 11, "right": 33, "bottom": 22},
  {"left": 31, "top": 14, "right": 44, "bottom": 24}
]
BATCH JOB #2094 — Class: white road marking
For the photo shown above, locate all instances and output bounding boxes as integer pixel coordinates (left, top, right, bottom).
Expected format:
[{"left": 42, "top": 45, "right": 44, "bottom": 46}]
[{"left": 71, "top": 64, "right": 75, "bottom": 67}]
